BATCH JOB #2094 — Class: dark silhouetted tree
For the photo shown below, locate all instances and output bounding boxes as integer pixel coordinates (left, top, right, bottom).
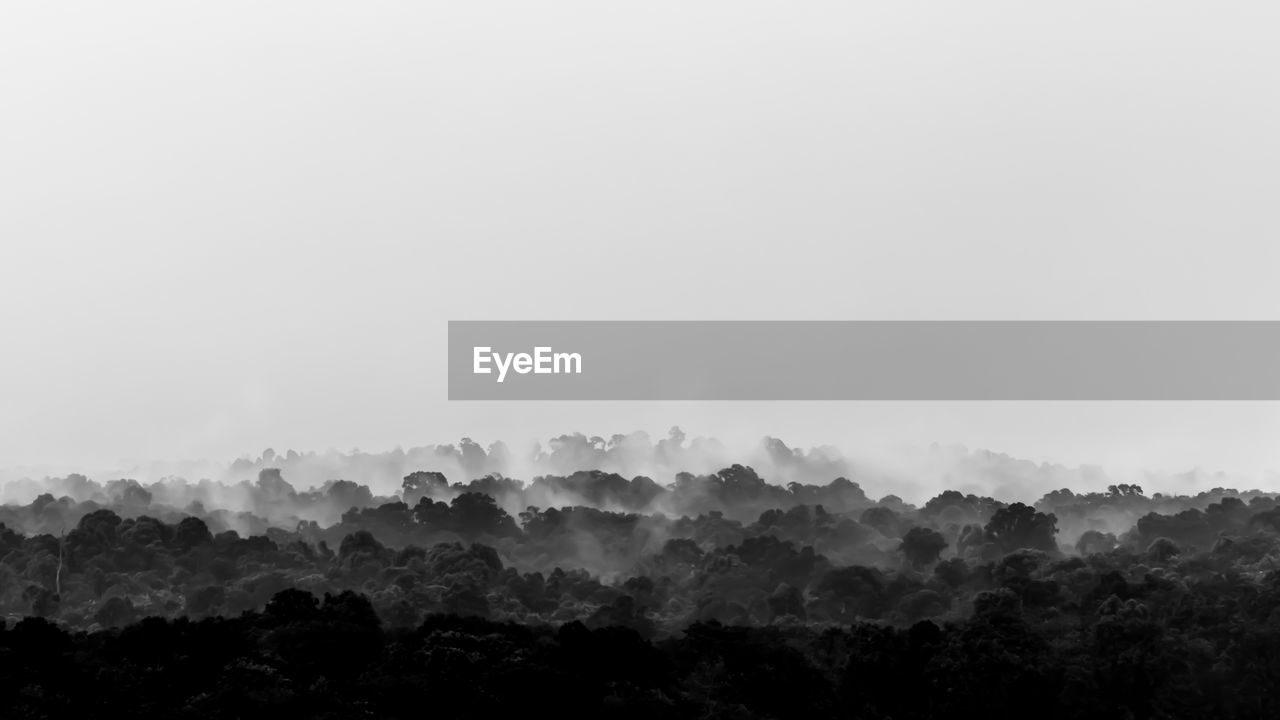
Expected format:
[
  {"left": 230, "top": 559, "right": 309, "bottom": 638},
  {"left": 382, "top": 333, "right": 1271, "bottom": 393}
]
[
  {"left": 899, "top": 526, "right": 948, "bottom": 567},
  {"left": 984, "top": 503, "right": 1058, "bottom": 554}
]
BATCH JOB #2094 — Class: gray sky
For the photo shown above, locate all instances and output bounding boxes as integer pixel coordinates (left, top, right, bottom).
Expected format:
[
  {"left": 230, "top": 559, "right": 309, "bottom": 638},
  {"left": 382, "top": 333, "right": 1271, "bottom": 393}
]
[{"left": 2, "top": 2, "right": 1279, "bottom": 478}]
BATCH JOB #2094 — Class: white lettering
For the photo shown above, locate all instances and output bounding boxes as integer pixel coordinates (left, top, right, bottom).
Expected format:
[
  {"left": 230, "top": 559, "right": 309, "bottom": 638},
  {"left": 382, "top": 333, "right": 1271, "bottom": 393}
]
[
  {"left": 474, "top": 346, "right": 581, "bottom": 382},
  {"left": 554, "top": 351, "right": 582, "bottom": 374},
  {"left": 493, "top": 350, "right": 513, "bottom": 382}
]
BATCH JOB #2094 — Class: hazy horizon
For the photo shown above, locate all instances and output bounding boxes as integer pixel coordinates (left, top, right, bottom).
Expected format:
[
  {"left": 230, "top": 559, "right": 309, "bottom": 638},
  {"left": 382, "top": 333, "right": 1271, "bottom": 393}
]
[
  {"left": 4, "top": 420, "right": 1277, "bottom": 509},
  {"left": 4, "top": 3, "right": 1280, "bottom": 484}
]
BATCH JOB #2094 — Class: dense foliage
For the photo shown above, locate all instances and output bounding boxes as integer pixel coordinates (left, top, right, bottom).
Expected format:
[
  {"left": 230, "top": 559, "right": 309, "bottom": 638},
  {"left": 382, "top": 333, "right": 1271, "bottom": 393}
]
[{"left": 3, "top": 459, "right": 1280, "bottom": 718}]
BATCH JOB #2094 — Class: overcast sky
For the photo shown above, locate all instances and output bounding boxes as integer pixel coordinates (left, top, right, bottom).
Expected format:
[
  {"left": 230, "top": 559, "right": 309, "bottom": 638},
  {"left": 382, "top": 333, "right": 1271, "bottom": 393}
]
[{"left": 2, "top": 3, "right": 1279, "bottom": 478}]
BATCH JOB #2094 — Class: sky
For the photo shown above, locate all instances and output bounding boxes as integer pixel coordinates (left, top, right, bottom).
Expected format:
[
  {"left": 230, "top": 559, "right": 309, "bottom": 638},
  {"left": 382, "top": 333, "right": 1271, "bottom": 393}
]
[{"left": 2, "top": 2, "right": 1279, "bottom": 482}]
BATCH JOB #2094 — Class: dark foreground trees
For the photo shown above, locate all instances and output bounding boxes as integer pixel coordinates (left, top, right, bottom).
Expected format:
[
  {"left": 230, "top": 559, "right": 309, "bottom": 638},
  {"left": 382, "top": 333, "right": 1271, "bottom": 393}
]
[
  {"left": 4, "top": 462, "right": 1280, "bottom": 717},
  {"left": 1, "top": 583, "right": 1275, "bottom": 720}
]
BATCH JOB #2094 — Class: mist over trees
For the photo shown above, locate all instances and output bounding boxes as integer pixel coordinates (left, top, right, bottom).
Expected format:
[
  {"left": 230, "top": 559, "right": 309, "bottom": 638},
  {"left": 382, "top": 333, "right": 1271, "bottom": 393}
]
[
  {"left": 2, "top": 431, "right": 1280, "bottom": 717},
  {"left": 7, "top": 427, "right": 1259, "bottom": 510}
]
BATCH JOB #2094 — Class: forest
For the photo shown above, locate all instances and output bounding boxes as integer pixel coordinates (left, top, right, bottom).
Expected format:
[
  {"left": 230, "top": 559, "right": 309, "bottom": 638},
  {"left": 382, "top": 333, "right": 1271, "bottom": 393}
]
[{"left": 2, "top": 436, "right": 1280, "bottom": 718}]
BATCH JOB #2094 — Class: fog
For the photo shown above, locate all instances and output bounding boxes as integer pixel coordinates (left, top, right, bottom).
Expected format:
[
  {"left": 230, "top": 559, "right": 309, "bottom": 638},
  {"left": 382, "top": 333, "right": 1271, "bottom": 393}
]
[
  {"left": 4, "top": 4, "right": 1280, "bottom": 715},
  {"left": 4, "top": 3, "right": 1280, "bottom": 477},
  {"left": 3, "top": 429, "right": 1272, "bottom": 517}
]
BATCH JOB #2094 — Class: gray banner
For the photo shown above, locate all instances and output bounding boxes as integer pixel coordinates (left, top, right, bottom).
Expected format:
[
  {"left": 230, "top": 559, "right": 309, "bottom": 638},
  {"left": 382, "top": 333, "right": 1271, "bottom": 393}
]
[{"left": 447, "top": 321, "right": 1280, "bottom": 400}]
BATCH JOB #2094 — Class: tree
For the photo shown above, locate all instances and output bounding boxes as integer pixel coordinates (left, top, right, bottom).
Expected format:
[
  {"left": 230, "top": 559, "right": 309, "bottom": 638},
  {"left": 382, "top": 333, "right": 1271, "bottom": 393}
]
[
  {"left": 860, "top": 507, "right": 902, "bottom": 537},
  {"left": 94, "top": 596, "right": 136, "bottom": 628},
  {"left": 1075, "top": 530, "right": 1117, "bottom": 555},
  {"left": 934, "top": 557, "right": 970, "bottom": 588},
  {"left": 448, "top": 492, "right": 520, "bottom": 539},
  {"left": 899, "top": 527, "right": 948, "bottom": 567},
  {"left": 1107, "top": 483, "right": 1144, "bottom": 497},
  {"left": 66, "top": 509, "right": 123, "bottom": 568},
  {"left": 323, "top": 480, "right": 374, "bottom": 510},
  {"left": 265, "top": 588, "right": 319, "bottom": 622},
  {"left": 338, "top": 530, "right": 388, "bottom": 569},
  {"left": 767, "top": 583, "right": 806, "bottom": 621},
  {"left": 983, "top": 503, "right": 1058, "bottom": 554},
  {"left": 173, "top": 516, "right": 213, "bottom": 551},
  {"left": 401, "top": 471, "right": 448, "bottom": 506},
  {"left": 22, "top": 585, "right": 58, "bottom": 618},
  {"left": 816, "top": 566, "right": 885, "bottom": 621},
  {"left": 1146, "top": 537, "right": 1181, "bottom": 562}
]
